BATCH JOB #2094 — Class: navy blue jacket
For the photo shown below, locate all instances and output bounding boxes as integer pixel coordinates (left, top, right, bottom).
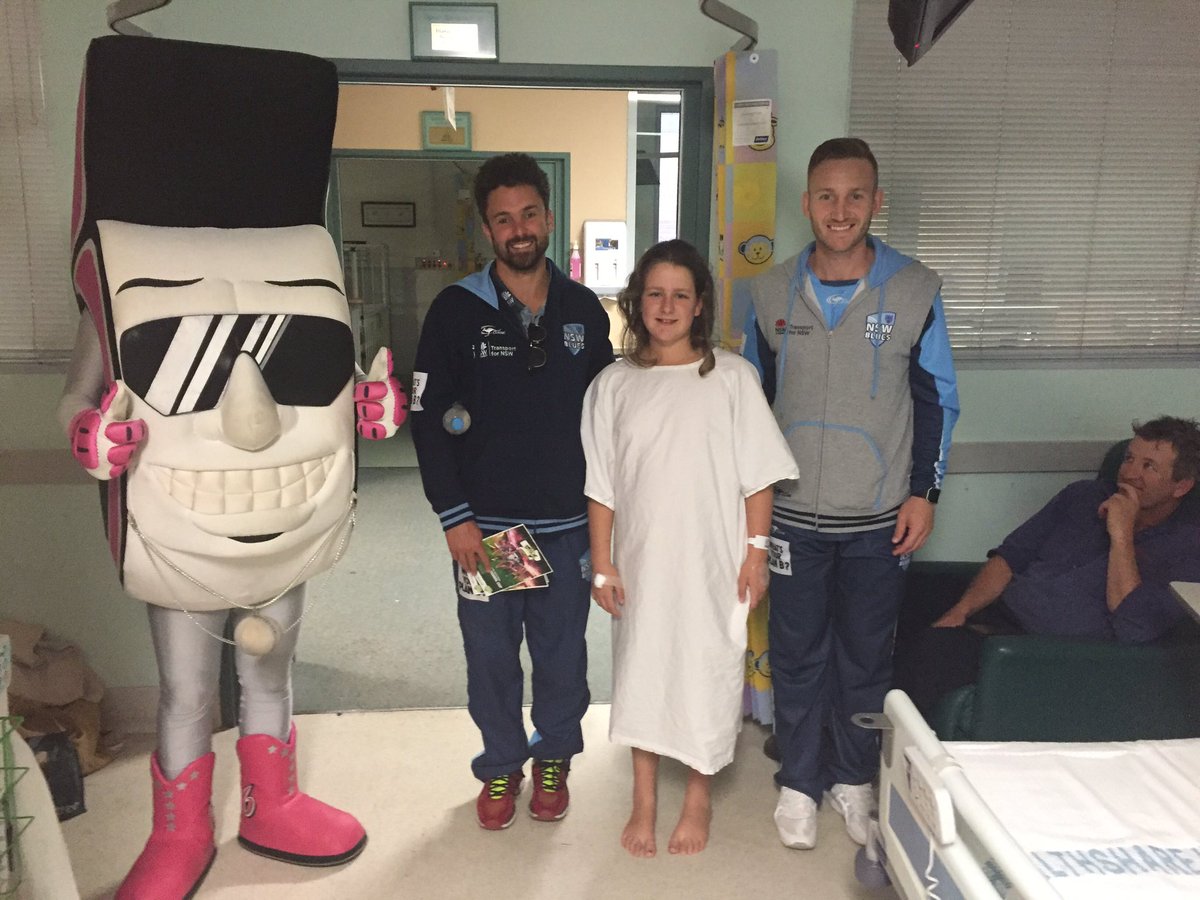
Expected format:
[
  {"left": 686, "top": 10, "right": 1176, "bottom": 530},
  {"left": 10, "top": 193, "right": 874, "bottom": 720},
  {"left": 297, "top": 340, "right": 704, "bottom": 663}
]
[
  {"left": 410, "top": 260, "right": 614, "bottom": 535},
  {"left": 997, "top": 479, "right": 1200, "bottom": 642}
]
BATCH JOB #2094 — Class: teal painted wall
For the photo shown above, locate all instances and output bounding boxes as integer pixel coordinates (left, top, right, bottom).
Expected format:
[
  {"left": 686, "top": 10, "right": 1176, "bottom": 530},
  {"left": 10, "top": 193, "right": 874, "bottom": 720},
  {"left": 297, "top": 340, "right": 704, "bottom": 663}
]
[{"left": 7, "top": 0, "right": 1198, "bottom": 689}]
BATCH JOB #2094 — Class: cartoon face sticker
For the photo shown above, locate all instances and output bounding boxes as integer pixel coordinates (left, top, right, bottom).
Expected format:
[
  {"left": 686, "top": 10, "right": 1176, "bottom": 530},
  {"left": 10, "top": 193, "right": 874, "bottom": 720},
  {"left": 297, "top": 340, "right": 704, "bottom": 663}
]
[
  {"left": 744, "top": 649, "right": 771, "bottom": 679},
  {"left": 739, "top": 234, "right": 775, "bottom": 265},
  {"left": 98, "top": 221, "right": 356, "bottom": 610},
  {"left": 749, "top": 115, "right": 778, "bottom": 152}
]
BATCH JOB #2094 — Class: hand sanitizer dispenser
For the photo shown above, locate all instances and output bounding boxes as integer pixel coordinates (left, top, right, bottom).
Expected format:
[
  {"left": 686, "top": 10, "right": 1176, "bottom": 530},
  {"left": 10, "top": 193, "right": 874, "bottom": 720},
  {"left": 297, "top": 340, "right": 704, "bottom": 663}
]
[{"left": 582, "top": 220, "right": 629, "bottom": 292}]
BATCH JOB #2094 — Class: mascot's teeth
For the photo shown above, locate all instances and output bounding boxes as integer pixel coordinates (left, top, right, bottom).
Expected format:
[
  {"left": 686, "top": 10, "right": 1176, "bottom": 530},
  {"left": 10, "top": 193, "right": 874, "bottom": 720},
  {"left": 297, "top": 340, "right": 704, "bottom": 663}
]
[{"left": 157, "top": 456, "right": 335, "bottom": 514}]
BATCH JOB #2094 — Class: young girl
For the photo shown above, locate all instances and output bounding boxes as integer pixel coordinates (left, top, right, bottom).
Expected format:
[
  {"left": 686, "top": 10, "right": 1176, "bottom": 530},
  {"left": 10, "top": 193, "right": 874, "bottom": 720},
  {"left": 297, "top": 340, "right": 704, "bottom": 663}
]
[{"left": 581, "top": 239, "right": 797, "bottom": 856}]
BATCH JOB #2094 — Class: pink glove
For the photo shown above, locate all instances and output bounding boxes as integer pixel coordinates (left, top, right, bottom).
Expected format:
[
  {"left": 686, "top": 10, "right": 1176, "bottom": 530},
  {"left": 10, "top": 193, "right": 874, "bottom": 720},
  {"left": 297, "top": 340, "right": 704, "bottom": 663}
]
[
  {"left": 68, "top": 381, "right": 147, "bottom": 480},
  {"left": 355, "top": 346, "right": 408, "bottom": 440}
]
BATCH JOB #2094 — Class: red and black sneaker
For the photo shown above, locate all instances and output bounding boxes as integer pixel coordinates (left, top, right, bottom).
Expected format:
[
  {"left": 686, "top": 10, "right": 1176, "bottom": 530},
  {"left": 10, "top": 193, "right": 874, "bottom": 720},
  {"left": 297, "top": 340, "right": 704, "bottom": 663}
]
[
  {"left": 476, "top": 771, "right": 524, "bottom": 830},
  {"left": 529, "top": 759, "right": 570, "bottom": 822}
]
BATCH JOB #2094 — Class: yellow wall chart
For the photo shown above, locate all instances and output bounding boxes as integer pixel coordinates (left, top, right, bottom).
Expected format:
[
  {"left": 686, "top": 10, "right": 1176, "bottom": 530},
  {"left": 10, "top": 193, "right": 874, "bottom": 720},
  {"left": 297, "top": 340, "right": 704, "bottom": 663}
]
[
  {"left": 714, "top": 49, "right": 777, "bottom": 349},
  {"left": 714, "top": 49, "right": 778, "bottom": 725}
]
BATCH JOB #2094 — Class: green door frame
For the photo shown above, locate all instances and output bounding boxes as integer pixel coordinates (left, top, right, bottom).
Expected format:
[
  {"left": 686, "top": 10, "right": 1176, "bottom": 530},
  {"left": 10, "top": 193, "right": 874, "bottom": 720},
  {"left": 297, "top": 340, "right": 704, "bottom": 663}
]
[
  {"left": 329, "top": 150, "right": 570, "bottom": 269},
  {"left": 330, "top": 59, "right": 714, "bottom": 254}
]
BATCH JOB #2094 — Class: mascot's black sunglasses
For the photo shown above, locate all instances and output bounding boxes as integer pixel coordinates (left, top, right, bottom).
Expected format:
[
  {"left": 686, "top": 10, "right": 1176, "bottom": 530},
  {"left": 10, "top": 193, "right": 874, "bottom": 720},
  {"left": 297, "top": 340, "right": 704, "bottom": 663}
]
[{"left": 119, "top": 313, "right": 354, "bottom": 416}]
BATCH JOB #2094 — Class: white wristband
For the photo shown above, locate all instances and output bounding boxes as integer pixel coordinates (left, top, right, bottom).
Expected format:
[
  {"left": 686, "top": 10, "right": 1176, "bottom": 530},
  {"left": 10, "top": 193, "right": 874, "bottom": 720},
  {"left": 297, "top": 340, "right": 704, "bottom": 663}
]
[
  {"left": 747, "top": 535, "right": 770, "bottom": 550},
  {"left": 593, "top": 573, "right": 608, "bottom": 588}
]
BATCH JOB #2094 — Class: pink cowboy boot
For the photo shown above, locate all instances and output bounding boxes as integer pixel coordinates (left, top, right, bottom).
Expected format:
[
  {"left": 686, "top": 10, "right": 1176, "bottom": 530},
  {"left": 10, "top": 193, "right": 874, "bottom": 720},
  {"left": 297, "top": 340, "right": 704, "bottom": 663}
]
[
  {"left": 236, "top": 724, "right": 367, "bottom": 866},
  {"left": 116, "top": 752, "right": 216, "bottom": 900}
]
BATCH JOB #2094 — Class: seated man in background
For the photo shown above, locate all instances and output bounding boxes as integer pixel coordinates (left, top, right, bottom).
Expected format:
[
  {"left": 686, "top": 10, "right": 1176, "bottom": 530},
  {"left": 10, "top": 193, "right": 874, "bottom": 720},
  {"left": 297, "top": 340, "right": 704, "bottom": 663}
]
[{"left": 893, "top": 415, "right": 1200, "bottom": 718}]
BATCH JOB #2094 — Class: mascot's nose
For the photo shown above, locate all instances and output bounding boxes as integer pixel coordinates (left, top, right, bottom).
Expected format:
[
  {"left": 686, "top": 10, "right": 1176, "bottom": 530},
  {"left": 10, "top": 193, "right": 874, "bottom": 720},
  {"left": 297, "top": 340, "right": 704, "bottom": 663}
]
[{"left": 220, "top": 353, "right": 281, "bottom": 451}]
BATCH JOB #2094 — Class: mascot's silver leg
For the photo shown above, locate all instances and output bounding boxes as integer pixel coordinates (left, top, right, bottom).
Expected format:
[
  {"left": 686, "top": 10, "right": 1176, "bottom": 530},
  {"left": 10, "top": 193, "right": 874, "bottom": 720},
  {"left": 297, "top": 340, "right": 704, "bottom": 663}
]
[
  {"left": 233, "top": 586, "right": 304, "bottom": 741},
  {"left": 147, "top": 604, "right": 224, "bottom": 775}
]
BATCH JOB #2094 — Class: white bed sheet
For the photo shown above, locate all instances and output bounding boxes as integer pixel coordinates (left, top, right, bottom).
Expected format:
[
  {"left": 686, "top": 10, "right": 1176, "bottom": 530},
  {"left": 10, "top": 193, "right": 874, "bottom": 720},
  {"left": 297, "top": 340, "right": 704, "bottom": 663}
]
[
  {"left": 877, "top": 691, "right": 1200, "bottom": 900},
  {"left": 946, "top": 738, "right": 1200, "bottom": 900}
]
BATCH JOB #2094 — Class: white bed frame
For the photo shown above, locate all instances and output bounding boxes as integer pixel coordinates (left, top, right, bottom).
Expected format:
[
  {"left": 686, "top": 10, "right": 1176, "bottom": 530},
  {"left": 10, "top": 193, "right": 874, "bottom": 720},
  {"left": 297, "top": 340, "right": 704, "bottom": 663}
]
[{"left": 867, "top": 689, "right": 1062, "bottom": 900}]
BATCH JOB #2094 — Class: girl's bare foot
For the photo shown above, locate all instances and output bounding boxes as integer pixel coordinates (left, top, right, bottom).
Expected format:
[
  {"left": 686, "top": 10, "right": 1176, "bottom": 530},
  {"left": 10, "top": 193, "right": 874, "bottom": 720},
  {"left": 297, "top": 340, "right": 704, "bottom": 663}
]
[
  {"left": 668, "top": 772, "right": 712, "bottom": 855},
  {"left": 623, "top": 748, "right": 659, "bottom": 858},
  {"left": 621, "top": 798, "right": 657, "bottom": 858}
]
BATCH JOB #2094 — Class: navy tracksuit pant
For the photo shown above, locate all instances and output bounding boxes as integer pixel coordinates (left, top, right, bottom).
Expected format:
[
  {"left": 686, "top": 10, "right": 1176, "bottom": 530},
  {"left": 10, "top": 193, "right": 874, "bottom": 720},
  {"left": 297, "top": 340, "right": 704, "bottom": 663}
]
[
  {"left": 456, "top": 527, "right": 591, "bottom": 781},
  {"left": 769, "top": 522, "right": 908, "bottom": 802}
]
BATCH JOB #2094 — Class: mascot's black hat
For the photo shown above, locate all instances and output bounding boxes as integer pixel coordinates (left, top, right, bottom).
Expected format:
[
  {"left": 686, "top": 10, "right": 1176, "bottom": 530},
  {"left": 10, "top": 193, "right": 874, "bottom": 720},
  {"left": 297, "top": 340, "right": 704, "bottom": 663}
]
[{"left": 73, "top": 34, "right": 337, "bottom": 233}]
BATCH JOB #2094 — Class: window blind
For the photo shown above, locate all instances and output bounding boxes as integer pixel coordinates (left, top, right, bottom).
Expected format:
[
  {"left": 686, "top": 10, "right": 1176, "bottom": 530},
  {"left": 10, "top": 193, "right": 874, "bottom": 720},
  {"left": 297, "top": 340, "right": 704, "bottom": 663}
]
[
  {"left": 1, "top": 0, "right": 74, "bottom": 362},
  {"left": 850, "top": 0, "right": 1200, "bottom": 361}
]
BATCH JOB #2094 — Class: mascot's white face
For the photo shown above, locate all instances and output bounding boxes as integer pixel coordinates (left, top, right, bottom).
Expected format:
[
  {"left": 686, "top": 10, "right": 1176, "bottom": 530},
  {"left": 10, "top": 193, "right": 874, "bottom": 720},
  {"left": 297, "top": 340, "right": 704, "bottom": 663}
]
[{"left": 98, "top": 221, "right": 356, "bottom": 610}]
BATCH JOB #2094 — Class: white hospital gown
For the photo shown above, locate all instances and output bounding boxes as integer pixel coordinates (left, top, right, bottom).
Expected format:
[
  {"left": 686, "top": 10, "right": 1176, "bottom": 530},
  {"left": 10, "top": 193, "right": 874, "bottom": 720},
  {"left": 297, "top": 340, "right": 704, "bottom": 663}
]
[{"left": 581, "top": 349, "right": 798, "bottom": 774}]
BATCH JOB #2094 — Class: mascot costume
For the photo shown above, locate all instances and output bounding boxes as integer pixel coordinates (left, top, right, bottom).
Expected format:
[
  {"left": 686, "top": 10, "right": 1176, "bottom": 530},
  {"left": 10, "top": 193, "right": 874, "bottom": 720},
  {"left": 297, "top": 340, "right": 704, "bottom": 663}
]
[{"left": 57, "top": 35, "right": 406, "bottom": 898}]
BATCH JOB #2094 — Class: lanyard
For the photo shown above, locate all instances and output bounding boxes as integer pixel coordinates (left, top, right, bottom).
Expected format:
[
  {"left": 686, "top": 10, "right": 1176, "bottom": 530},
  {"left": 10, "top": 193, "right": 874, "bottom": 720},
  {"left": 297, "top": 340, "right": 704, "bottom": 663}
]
[{"left": 491, "top": 269, "right": 544, "bottom": 334}]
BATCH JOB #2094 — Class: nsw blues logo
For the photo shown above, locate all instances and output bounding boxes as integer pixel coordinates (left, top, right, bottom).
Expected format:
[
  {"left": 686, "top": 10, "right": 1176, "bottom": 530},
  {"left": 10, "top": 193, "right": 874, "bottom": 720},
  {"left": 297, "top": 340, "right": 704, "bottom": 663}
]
[
  {"left": 864, "top": 311, "right": 896, "bottom": 347},
  {"left": 563, "top": 323, "right": 585, "bottom": 355}
]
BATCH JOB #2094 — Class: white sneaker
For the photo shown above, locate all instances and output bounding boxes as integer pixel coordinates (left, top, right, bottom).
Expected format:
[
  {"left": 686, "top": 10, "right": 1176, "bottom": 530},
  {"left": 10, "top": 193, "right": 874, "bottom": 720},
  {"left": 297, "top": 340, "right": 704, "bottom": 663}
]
[
  {"left": 774, "top": 787, "right": 818, "bottom": 849},
  {"left": 827, "top": 782, "right": 874, "bottom": 845}
]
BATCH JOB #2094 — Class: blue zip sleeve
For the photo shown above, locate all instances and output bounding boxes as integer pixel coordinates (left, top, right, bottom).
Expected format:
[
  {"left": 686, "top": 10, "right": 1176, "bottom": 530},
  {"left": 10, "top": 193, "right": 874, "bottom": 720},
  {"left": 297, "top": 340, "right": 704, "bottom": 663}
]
[
  {"left": 741, "top": 303, "right": 777, "bottom": 406},
  {"left": 410, "top": 291, "right": 475, "bottom": 530},
  {"left": 908, "top": 293, "right": 959, "bottom": 494}
]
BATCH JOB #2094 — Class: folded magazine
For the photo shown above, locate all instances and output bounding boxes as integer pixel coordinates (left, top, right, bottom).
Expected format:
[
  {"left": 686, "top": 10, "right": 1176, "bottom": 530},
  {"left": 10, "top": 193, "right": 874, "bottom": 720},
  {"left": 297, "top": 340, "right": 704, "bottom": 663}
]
[{"left": 457, "top": 524, "right": 553, "bottom": 600}]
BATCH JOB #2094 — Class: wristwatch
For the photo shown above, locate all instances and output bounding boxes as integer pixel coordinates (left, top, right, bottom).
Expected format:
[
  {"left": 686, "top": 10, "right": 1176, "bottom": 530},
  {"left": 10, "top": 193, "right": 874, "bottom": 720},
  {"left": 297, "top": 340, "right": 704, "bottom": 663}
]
[{"left": 920, "top": 487, "right": 941, "bottom": 505}]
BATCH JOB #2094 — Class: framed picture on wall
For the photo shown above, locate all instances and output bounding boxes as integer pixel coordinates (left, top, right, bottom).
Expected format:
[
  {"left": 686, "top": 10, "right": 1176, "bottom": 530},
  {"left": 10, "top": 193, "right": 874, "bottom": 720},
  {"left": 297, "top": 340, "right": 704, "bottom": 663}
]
[
  {"left": 421, "top": 111, "right": 472, "bottom": 151},
  {"left": 361, "top": 201, "right": 416, "bottom": 228},
  {"left": 409, "top": 3, "right": 499, "bottom": 61}
]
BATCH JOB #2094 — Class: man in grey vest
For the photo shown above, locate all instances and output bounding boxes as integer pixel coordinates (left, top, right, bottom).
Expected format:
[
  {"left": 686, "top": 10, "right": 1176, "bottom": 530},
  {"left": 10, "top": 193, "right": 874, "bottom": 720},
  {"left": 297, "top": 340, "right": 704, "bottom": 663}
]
[{"left": 743, "top": 137, "right": 960, "bottom": 850}]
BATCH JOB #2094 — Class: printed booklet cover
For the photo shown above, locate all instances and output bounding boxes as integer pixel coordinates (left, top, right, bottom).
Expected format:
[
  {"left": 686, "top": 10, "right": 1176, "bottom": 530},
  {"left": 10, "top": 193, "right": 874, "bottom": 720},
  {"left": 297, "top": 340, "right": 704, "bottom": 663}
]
[{"left": 457, "top": 525, "right": 553, "bottom": 600}]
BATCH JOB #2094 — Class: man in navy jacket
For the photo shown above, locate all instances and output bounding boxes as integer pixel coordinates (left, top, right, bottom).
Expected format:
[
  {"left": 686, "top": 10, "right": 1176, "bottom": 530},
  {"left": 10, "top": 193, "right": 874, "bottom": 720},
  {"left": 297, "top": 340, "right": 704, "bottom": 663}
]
[{"left": 410, "top": 153, "right": 613, "bottom": 831}]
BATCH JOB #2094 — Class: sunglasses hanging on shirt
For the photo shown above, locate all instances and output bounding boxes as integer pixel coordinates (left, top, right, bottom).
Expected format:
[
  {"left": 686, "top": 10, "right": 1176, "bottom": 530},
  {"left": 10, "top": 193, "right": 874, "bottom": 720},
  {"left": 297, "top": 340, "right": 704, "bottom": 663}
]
[
  {"left": 495, "top": 277, "right": 547, "bottom": 374},
  {"left": 527, "top": 322, "right": 547, "bottom": 373}
]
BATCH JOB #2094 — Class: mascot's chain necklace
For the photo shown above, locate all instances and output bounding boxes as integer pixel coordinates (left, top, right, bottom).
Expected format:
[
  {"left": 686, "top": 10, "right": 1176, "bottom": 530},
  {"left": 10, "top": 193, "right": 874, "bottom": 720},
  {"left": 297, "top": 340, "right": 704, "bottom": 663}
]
[{"left": 127, "top": 498, "right": 357, "bottom": 656}]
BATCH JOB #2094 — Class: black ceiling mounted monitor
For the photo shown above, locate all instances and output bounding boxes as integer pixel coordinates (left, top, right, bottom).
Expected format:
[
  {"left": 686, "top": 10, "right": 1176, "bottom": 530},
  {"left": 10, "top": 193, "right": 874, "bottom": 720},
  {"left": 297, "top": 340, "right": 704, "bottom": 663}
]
[{"left": 888, "top": 0, "right": 978, "bottom": 66}]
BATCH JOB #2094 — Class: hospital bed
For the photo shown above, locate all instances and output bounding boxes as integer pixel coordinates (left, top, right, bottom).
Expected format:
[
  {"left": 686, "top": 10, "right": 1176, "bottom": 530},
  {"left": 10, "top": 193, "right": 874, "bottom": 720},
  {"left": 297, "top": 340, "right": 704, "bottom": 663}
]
[{"left": 860, "top": 689, "right": 1200, "bottom": 900}]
